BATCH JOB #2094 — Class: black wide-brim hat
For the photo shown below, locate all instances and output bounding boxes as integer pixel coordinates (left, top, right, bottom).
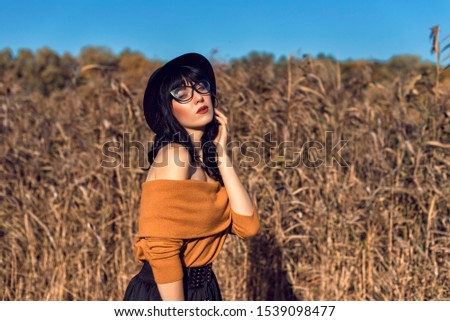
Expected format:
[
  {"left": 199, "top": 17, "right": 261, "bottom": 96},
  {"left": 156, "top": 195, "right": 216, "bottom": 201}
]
[{"left": 143, "top": 52, "right": 216, "bottom": 133}]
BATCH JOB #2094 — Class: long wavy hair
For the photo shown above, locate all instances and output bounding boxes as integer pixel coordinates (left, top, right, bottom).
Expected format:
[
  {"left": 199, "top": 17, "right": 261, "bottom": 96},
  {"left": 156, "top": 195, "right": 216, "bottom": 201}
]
[{"left": 143, "top": 65, "right": 224, "bottom": 186}]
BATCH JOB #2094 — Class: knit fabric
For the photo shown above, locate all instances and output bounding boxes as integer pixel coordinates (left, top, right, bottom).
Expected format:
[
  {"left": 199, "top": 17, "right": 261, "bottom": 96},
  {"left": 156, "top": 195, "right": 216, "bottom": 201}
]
[{"left": 134, "top": 179, "right": 260, "bottom": 284}]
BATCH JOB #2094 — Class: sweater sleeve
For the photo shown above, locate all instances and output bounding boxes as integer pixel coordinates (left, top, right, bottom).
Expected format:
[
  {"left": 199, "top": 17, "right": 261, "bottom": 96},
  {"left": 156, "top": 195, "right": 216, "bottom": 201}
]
[
  {"left": 135, "top": 237, "right": 185, "bottom": 284},
  {"left": 230, "top": 202, "right": 261, "bottom": 238}
]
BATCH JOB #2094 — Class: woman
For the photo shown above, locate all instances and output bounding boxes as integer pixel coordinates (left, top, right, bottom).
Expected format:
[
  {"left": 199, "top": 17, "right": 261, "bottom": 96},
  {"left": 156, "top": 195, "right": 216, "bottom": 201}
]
[{"left": 123, "top": 53, "right": 260, "bottom": 301}]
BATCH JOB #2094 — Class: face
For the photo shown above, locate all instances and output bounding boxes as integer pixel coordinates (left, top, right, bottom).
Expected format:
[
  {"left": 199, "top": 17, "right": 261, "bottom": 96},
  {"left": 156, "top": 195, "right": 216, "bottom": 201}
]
[{"left": 171, "top": 81, "right": 214, "bottom": 131}]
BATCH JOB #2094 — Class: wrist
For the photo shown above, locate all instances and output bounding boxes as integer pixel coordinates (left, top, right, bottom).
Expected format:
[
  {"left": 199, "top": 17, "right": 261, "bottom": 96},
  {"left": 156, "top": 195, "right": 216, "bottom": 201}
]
[{"left": 217, "top": 153, "right": 231, "bottom": 168}]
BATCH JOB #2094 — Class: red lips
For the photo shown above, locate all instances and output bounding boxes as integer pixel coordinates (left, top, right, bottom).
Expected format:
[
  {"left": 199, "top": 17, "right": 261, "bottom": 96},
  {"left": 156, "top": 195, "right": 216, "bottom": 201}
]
[{"left": 196, "top": 106, "right": 209, "bottom": 114}]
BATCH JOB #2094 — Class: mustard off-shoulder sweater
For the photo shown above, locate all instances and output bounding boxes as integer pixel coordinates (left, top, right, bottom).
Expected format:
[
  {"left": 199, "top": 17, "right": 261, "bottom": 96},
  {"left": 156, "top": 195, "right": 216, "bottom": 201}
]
[{"left": 134, "top": 179, "right": 261, "bottom": 284}]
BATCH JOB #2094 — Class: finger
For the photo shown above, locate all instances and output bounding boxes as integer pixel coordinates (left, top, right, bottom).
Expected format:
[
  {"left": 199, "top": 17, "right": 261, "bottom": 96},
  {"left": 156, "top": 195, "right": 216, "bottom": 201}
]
[
  {"left": 215, "top": 113, "right": 227, "bottom": 123},
  {"left": 215, "top": 113, "right": 228, "bottom": 124},
  {"left": 217, "top": 120, "right": 226, "bottom": 128},
  {"left": 216, "top": 118, "right": 227, "bottom": 127},
  {"left": 215, "top": 110, "right": 227, "bottom": 119},
  {"left": 216, "top": 120, "right": 227, "bottom": 132},
  {"left": 215, "top": 118, "right": 225, "bottom": 129},
  {"left": 219, "top": 121, "right": 228, "bottom": 132}
]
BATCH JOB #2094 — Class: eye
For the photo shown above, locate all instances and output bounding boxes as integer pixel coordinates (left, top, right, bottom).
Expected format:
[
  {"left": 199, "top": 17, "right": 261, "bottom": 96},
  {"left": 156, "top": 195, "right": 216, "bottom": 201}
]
[
  {"left": 171, "top": 86, "right": 190, "bottom": 100},
  {"left": 196, "top": 80, "right": 210, "bottom": 92}
]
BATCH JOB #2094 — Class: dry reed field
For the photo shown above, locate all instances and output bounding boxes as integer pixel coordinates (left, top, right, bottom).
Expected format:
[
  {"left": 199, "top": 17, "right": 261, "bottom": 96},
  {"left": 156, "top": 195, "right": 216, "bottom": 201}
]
[{"left": 1, "top": 46, "right": 449, "bottom": 300}]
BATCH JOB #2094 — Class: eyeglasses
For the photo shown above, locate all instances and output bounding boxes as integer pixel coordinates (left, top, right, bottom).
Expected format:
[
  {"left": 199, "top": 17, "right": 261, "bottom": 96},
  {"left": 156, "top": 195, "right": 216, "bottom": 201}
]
[{"left": 170, "top": 80, "right": 211, "bottom": 103}]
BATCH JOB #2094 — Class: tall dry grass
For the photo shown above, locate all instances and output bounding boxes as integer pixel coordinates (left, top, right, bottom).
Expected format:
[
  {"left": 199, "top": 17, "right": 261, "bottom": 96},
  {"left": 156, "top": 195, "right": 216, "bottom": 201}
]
[{"left": 1, "top": 52, "right": 449, "bottom": 300}]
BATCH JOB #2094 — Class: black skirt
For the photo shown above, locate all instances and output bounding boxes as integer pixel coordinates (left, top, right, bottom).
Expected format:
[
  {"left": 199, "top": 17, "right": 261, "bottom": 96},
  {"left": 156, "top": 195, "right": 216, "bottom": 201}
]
[{"left": 123, "top": 261, "right": 222, "bottom": 301}]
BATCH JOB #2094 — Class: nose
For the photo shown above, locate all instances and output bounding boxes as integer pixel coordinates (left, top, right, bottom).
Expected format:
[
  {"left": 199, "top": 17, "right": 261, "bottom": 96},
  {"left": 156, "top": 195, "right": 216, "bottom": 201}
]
[{"left": 193, "top": 89, "right": 204, "bottom": 104}]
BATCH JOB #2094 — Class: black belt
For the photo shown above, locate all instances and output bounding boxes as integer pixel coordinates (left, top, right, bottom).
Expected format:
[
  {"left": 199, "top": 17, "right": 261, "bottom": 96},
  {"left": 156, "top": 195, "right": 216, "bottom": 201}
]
[
  {"left": 184, "top": 263, "right": 213, "bottom": 289},
  {"left": 138, "top": 261, "right": 213, "bottom": 290}
]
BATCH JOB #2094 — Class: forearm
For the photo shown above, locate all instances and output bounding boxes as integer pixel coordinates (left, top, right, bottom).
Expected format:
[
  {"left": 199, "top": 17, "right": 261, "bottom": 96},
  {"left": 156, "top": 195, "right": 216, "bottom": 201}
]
[
  {"left": 217, "top": 154, "right": 254, "bottom": 216},
  {"left": 156, "top": 279, "right": 185, "bottom": 300}
]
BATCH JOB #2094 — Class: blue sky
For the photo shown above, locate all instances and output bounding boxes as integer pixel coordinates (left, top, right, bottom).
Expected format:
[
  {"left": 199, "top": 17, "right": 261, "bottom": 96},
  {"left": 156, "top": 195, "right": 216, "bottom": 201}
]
[{"left": 1, "top": 0, "right": 449, "bottom": 63}]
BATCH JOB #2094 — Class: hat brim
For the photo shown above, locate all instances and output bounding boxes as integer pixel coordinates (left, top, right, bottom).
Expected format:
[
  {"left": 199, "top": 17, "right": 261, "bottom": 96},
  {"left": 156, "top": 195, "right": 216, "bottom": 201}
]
[{"left": 143, "top": 53, "right": 216, "bottom": 132}]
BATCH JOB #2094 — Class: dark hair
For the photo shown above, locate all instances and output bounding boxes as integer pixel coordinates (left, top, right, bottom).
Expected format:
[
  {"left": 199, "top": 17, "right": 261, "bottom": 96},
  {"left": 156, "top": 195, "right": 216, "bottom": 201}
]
[{"left": 144, "top": 65, "right": 224, "bottom": 186}]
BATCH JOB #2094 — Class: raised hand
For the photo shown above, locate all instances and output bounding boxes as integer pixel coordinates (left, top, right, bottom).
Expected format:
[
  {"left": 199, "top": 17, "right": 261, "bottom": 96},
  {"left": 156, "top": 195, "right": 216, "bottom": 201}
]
[{"left": 213, "top": 109, "right": 229, "bottom": 161}]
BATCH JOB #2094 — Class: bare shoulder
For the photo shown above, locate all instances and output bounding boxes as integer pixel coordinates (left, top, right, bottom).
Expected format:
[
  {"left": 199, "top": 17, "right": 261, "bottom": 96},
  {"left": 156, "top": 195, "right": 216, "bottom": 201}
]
[{"left": 148, "top": 143, "right": 192, "bottom": 181}]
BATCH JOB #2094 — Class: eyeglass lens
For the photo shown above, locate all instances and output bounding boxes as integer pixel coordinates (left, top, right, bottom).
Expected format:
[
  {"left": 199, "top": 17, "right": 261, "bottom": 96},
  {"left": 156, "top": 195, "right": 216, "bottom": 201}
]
[{"left": 171, "top": 80, "right": 210, "bottom": 102}]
